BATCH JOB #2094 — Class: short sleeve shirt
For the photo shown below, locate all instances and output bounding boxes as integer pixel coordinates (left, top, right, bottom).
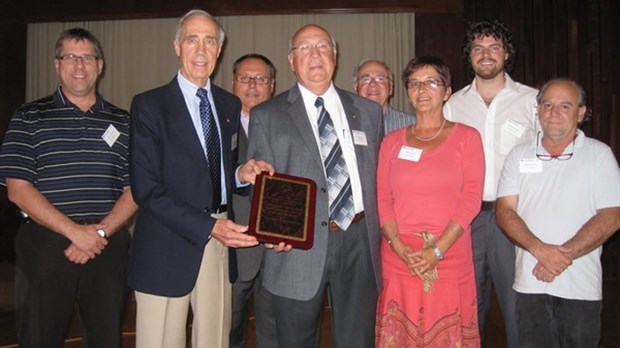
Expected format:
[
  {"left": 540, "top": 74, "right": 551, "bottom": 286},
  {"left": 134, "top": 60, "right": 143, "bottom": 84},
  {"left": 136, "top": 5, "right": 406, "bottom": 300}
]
[{"left": 0, "top": 87, "right": 130, "bottom": 222}]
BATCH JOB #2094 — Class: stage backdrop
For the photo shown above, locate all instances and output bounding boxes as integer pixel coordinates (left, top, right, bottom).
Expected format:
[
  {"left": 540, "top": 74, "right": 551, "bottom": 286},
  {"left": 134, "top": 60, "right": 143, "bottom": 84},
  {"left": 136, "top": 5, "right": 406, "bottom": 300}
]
[{"left": 26, "top": 13, "right": 415, "bottom": 113}]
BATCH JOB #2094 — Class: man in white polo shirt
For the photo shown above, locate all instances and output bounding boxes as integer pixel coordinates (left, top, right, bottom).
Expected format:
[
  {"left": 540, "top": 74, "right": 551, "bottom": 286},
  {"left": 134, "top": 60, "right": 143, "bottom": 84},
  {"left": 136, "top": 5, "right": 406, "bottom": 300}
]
[{"left": 496, "top": 78, "right": 620, "bottom": 347}]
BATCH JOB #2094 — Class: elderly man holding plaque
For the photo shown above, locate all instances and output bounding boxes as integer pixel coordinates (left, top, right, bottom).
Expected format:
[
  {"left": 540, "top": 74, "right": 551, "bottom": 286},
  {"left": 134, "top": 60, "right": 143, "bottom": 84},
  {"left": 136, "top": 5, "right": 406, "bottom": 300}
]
[{"left": 246, "top": 24, "right": 383, "bottom": 347}]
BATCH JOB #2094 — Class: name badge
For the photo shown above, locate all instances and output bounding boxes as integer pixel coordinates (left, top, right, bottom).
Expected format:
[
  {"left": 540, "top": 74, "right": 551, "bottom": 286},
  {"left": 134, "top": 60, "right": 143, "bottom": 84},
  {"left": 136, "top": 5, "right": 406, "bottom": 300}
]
[
  {"left": 503, "top": 119, "right": 526, "bottom": 138},
  {"left": 519, "top": 158, "right": 543, "bottom": 173},
  {"left": 397, "top": 146, "right": 422, "bottom": 162},
  {"left": 352, "top": 130, "right": 368, "bottom": 146},
  {"left": 231, "top": 132, "right": 238, "bottom": 151},
  {"left": 102, "top": 124, "right": 120, "bottom": 147}
]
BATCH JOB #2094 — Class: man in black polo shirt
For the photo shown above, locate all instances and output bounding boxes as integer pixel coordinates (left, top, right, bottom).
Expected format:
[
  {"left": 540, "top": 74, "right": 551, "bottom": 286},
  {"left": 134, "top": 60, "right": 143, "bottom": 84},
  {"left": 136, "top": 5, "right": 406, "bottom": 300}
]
[{"left": 0, "top": 28, "right": 136, "bottom": 347}]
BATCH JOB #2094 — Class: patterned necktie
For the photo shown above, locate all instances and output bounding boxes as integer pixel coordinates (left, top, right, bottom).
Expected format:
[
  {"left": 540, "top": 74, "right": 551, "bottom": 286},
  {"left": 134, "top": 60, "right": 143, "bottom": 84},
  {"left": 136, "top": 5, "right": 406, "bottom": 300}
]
[
  {"left": 315, "top": 97, "right": 355, "bottom": 230},
  {"left": 196, "top": 88, "right": 222, "bottom": 209}
]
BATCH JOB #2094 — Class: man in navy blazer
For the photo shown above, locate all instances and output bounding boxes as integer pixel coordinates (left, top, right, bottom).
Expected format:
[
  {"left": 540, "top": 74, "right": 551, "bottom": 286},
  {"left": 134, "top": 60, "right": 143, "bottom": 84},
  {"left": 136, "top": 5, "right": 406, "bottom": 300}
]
[
  {"left": 247, "top": 24, "right": 383, "bottom": 348},
  {"left": 128, "top": 10, "right": 272, "bottom": 348}
]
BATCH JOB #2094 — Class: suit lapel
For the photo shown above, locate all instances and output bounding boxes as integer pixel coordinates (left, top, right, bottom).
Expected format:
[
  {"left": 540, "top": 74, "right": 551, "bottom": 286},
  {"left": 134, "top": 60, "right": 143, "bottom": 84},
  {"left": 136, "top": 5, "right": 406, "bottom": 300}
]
[
  {"left": 337, "top": 88, "right": 366, "bottom": 174},
  {"left": 287, "top": 86, "right": 324, "bottom": 170},
  {"left": 166, "top": 79, "right": 209, "bottom": 168}
]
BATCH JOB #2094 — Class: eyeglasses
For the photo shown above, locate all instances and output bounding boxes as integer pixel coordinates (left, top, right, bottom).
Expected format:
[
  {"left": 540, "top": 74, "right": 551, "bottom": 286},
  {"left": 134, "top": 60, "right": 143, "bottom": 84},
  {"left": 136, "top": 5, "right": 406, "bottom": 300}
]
[
  {"left": 358, "top": 75, "right": 389, "bottom": 85},
  {"left": 57, "top": 54, "right": 99, "bottom": 63},
  {"left": 289, "top": 42, "right": 333, "bottom": 55},
  {"left": 235, "top": 75, "right": 272, "bottom": 85},
  {"left": 536, "top": 132, "right": 575, "bottom": 161},
  {"left": 407, "top": 79, "right": 445, "bottom": 90}
]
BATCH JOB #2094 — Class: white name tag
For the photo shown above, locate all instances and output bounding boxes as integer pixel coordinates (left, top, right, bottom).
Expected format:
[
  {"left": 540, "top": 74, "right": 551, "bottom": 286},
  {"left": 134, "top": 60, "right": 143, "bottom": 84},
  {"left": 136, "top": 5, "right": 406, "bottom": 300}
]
[
  {"left": 231, "top": 132, "right": 238, "bottom": 151},
  {"left": 503, "top": 119, "right": 526, "bottom": 138},
  {"left": 397, "top": 146, "right": 422, "bottom": 162},
  {"left": 102, "top": 124, "right": 120, "bottom": 147},
  {"left": 352, "top": 130, "right": 368, "bottom": 146},
  {"left": 519, "top": 158, "right": 543, "bottom": 173}
]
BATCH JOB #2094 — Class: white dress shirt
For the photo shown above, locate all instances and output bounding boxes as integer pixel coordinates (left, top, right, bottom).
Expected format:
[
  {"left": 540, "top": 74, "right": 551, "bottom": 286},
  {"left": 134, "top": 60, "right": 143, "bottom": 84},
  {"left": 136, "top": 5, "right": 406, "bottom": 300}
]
[{"left": 444, "top": 73, "right": 538, "bottom": 201}]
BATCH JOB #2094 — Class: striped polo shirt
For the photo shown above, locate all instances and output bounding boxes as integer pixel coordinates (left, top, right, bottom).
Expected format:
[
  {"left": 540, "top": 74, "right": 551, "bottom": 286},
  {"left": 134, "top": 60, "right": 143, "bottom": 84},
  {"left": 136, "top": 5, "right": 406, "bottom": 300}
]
[{"left": 0, "top": 87, "right": 130, "bottom": 223}]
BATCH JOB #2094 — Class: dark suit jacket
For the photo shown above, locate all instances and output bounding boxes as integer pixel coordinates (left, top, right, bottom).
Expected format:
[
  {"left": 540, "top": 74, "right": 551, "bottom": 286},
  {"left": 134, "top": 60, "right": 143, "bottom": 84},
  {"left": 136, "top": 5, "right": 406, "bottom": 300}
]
[
  {"left": 247, "top": 85, "right": 383, "bottom": 301},
  {"left": 128, "top": 77, "right": 241, "bottom": 297}
]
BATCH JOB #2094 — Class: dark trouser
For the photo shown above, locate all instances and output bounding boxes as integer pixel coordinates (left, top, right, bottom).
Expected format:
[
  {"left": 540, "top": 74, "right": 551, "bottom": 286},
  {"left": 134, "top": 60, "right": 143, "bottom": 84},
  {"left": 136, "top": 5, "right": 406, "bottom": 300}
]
[
  {"left": 15, "top": 222, "right": 130, "bottom": 348},
  {"left": 517, "top": 293, "right": 601, "bottom": 348},
  {"left": 230, "top": 270, "right": 277, "bottom": 348},
  {"left": 271, "top": 219, "right": 378, "bottom": 348},
  {"left": 472, "top": 209, "right": 519, "bottom": 348}
]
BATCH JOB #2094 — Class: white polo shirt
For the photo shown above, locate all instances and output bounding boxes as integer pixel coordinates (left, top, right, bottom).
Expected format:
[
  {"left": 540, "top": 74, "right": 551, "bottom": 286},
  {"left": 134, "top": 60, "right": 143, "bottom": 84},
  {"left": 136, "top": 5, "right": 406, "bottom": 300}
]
[
  {"left": 444, "top": 74, "right": 538, "bottom": 201},
  {"left": 497, "top": 130, "right": 620, "bottom": 300}
]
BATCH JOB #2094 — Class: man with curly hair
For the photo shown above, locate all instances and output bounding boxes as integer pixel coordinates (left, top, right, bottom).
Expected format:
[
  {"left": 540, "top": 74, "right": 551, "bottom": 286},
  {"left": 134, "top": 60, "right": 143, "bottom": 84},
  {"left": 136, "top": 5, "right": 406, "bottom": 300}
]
[{"left": 444, "top": 19, "right": 538, "bottom": 348}]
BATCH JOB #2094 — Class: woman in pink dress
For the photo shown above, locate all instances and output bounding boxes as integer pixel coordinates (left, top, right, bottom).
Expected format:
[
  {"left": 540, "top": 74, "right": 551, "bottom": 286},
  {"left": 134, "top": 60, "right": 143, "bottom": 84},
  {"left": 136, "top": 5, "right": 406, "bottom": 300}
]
[{"left": 375, "top": 56, "right": 484, "bottom": 347}]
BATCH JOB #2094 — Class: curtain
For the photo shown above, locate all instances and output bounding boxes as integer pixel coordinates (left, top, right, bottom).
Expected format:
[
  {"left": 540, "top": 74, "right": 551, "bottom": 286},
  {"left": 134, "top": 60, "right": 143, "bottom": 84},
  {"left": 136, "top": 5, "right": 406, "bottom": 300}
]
[{"left": 27, "top": 13, "right": 415, "bottom": 112}]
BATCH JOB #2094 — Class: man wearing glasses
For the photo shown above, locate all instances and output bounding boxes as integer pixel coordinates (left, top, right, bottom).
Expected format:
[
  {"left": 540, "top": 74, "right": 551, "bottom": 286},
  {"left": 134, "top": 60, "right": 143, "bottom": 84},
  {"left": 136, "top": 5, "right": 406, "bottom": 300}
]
[
  {"left": 229, "top": 53, "right": 277, "bottom": 348},
  {"left": 443, "top": 19, "right": 538, "bottom": 347},
  {"left": 353, "top": 59, "right": 415, "bottom": 133},
  {"left": 496, "top": 78, "right": 620, "bottom": 347},
  {"left": 0, "top": 28, "right": 136, "bottom": 346},
  {"left": 247, "top": 24, "right": 383, "bottom": 347}
]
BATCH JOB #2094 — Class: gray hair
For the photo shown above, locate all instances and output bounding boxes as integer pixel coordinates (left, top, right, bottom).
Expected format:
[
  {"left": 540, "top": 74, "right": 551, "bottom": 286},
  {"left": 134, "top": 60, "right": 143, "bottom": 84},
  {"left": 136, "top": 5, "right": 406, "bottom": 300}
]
[
  {"left": 174, "top": 9, "right": 225, "bottom": 45},
  {"left": 536, "top": 78, "right": 587, "bottom": 107},
  {"left": 352, "top": 59, "right": 394, "bottom": 84}
]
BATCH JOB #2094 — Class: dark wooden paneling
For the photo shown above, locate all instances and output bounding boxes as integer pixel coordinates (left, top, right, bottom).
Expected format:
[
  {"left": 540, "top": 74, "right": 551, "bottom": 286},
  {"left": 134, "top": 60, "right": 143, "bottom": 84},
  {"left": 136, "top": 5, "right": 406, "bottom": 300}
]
[
  {"left": 463, "top": 0, "right": 619, "bottom": 154},
  {"left": 415, "top": 13, "right": 467, "bottom": 89},
  {"left": 0, "top": 23, "right": 25, "bottom": 263}
]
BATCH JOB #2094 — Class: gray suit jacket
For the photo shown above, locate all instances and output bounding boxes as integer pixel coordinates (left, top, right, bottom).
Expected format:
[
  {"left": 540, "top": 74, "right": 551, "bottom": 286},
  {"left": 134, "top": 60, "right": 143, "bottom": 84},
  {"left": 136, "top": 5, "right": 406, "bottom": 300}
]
[
  {"left": 232, "top": 127, "right": 264, "bottom": 282},
  {"left": 247, "top": 84, "right": 383, "bottom": 301}
]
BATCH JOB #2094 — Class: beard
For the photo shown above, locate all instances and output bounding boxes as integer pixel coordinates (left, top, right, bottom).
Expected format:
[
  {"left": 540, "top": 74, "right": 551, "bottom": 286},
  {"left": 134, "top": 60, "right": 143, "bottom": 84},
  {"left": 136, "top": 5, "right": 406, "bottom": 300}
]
[{"left": 472, "top": 59, "right": 505, "bottom": 80}]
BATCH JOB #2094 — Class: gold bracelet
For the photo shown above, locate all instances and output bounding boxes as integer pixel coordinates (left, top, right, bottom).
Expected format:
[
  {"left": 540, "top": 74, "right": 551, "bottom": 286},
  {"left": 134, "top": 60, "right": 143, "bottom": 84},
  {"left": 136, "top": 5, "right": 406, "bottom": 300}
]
[{"left": 386, "top": 234, "right": 399, "bottom": 245}]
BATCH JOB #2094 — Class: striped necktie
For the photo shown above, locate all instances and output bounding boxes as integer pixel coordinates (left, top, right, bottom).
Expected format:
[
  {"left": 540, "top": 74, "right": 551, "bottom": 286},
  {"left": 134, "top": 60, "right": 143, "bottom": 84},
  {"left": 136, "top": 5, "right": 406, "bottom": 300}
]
[
  {"left": 196, "top": 88, "right": 222, "bottom": 209},
  {"left": 315, "top": 97, "right": 354, "bottom": 230}
]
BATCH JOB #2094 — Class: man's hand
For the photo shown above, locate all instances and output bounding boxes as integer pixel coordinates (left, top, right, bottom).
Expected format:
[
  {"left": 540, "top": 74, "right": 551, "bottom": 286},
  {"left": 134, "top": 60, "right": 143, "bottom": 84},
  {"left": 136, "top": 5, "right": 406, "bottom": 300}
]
[
  {"left": 65, "top": 224, "right": 108, "bottom": 259},
  {"left": 210, "top": 219, "right": 259, "bottom": 248},
  {"left": 531, "top": 243, "right": 572, "bottom": 277},
  {"left": 64, "top": 243, "right": 91, "bottom": 264},
  {"left": 265, "top": 242, "right": 294, "bottom": 252},
  {"left": 238, "top": 159, "right": 275, "bottom": 184},
  {"left": 532, "top": 262, "right": 557, "bottom": 282}
]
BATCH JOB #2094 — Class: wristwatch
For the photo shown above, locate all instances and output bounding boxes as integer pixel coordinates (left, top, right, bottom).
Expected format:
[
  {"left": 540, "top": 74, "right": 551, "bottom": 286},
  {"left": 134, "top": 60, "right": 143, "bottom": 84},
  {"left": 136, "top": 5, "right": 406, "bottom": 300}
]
[
  {"left": 97, "top": 229, "right": 107, "bottom": 238},
  {"left": 433, "top": 246, "right": 444, "bottom": 260}
]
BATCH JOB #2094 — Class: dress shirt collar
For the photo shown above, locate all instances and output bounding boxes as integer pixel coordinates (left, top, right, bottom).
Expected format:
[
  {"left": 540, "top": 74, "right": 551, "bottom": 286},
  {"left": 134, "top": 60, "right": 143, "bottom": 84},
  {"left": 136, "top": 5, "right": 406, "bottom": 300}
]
[{"left": 463, "top": 73, "right": 524, "bottom": 97}]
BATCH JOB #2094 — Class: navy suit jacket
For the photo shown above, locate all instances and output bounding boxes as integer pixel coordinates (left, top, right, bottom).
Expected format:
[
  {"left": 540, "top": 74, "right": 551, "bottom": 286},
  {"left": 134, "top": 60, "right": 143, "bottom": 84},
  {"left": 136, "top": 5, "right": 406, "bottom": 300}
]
[{"left": 128, "top": 77, "right": 241, "bottom": 297}]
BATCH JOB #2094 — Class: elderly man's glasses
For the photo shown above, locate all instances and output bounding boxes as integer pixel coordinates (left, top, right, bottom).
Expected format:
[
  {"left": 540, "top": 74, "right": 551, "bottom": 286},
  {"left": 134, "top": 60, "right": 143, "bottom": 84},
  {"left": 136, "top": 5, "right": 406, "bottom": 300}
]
[
  {"left": 536, "top": 132, "right": 575, "bottom": 161},
  {"left": 407, "top": 79, "right": 445, "bottom": 90},
  {"left": 358, "top": 75, "right": 389, "bottom": 85},
  {"left": 235, "top": 75, "right": 272, "bottom": 85},
  {"left": 57, "top": 54, "right": 99, "bottom": 63},
  {"left": 289, "top": 42, "right": 333, "bottom": 55}
]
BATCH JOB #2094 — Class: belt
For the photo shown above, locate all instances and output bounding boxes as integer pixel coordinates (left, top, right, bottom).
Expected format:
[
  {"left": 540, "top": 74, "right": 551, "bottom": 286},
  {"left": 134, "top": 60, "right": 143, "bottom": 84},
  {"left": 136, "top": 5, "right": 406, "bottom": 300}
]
[
  {"left": 329, "top": 211, "right": 365, "bottom": 232},
  {"left": 213, "top": 205, "right": 227, "bottom": 214},
  {"left": 481, "top": 201, "right": 496, "bottom": 212}
]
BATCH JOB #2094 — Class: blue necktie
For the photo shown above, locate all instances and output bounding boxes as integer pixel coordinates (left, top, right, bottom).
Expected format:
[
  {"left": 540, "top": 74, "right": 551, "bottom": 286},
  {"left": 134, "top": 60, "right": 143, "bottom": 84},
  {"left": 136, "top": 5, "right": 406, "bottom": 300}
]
[
  {"left": 196, "top": 88, "right": 222, "bottom": 209},
  {"left": 315, "top": 97, "right": 354, "bottom": 230}
]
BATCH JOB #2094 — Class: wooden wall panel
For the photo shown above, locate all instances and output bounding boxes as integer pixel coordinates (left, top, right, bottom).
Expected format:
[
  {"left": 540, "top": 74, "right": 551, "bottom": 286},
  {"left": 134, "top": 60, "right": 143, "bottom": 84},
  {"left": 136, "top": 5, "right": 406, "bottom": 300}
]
[
  {"left": 414, "top": 13, "right": 467, "bottom": 89},
  {"left": 0, "top": 22, "right": 25, "bottom": 262}
]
